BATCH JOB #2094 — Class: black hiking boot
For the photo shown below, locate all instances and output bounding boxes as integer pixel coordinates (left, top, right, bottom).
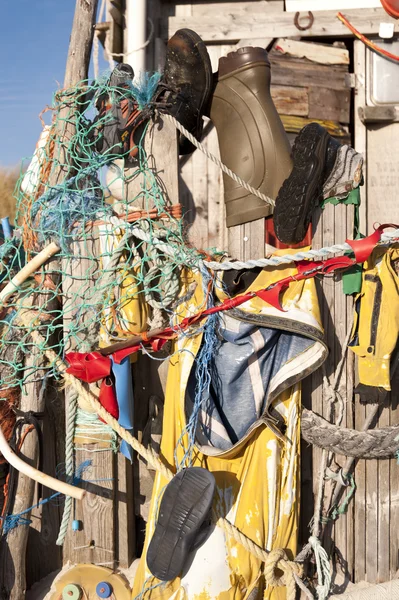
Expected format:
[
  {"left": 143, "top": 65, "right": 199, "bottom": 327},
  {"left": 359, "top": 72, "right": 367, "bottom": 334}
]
[
  {"left": 273, "top": 123, "right": 340, "bottom": 244},
  {"left": 156, "top": 29, "right": 213, "bottom": 155}
]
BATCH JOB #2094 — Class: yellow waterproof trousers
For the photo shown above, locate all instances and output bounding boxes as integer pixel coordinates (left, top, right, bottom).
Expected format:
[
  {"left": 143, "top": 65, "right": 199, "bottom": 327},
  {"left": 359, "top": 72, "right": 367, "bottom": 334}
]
[{"left": 132, "top": 257, "right": 326, "bottom": 600}]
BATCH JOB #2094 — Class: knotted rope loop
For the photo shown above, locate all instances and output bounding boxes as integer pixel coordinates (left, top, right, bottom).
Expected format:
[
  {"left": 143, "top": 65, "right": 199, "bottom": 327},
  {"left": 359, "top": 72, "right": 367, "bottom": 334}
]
[{"left": 264, "top": 548, "right": 303, "bottom": 600}]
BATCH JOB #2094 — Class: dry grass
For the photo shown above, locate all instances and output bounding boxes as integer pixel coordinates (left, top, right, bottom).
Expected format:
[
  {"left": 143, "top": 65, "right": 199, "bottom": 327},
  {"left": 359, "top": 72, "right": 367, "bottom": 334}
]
[{"left": 0, "top": 167, "right": 19, "bottom": 223}]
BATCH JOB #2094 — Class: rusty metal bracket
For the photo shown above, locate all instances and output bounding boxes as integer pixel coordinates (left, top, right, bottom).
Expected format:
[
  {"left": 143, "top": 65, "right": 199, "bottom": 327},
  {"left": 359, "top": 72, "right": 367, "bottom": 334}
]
[{"left": 294, "top": 11, "right": 314, "bottom": 32}]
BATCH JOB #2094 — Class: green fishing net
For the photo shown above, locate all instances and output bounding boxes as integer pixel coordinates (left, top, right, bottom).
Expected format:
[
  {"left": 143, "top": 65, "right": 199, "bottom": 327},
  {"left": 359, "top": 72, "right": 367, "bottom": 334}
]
[{"left": 0, "top": 73, "right": 205, "bottom": 394}]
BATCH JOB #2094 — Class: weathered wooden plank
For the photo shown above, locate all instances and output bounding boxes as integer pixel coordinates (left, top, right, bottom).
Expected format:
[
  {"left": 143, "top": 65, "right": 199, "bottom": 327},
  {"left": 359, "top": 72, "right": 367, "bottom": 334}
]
[
  {"left": 164, "top": 8, "right": 399, "bottom": 42},
  {"left": 365, "top": 403, "right": 378, "bottom": 583},
  {"left": 206, "top": 46, "right": 224, "bottom": 252},
  {"left": 62, "top": 229, "right": 116, "bottom": 568},
  {"left": 190, "top": 137, "right": 209, "bottom": 251},
  {"left": 345, "top": 214, "right": 355, "bottom": 583},
  {"left": 353, "top": 40, "right": 367, "bottom": 585},
  {"left": 179, "top": 153, "right": 195, "bottom": 240},
  {"left": 126, "top": 115, "right": 179, "bottom": 548},
  {"left": 367, "top": 123, "right": 399, "bottom": 227},
  {"left": 363, "top": 63, "right": 399, "bottom": 583},
  {"left": 310, "top": 205, "right": 324, "bottom": 508},
  {"left": 191, "top": 1, "right": 284, "bottom": 16},
  {"left": 332, "top": 204, "right": 351, "bottom": 590},
  {"left": 274, "top": 38, "right": 350, "bottom": 65},
  {"left": 308, "top": 87, "right": 350, "bottom": 124},
  {"left": 164, "top": 1, "right": 284, "bottom": 19},
  {"left": 116, "top": 452, "right": 135, "bottom": 568},
  {"left": 271, "top": 85, "right": 309, "bottom": 117},
  {"left": 243, "top": 219, "right": 265, "bottom": 262},
  {"left": 206, "top": 125, "right": 223, "bottom": 249},
  {"left": 389, "top": 370, "right": 399, "bottom": 578},
  {"left": 354, "top": 41, "right": 368, "bottom": 226},
  {"left": 270, "top": 56, "right": 349, "bottom": 92},
  {"left": 377, "top": 402, "right": 390, "bottom": 583},
  {"left": 26, "top": 394, "right": 63, "bottom": 588},
  {"left": 286, "top": 0, "right": 381, "bottom": 10}
]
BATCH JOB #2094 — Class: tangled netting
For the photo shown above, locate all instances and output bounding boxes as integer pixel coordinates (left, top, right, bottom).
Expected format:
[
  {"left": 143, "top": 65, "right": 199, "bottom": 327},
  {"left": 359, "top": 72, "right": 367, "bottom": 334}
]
[{"left": 0, "top": 72, "right": 213, "bottom": 396}]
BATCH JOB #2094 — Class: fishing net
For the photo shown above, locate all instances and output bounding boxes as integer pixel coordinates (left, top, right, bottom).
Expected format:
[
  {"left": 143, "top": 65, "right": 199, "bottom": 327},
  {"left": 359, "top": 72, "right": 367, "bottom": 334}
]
[{"left": 0, "top": 71, "right": 211, "bottom": 398}]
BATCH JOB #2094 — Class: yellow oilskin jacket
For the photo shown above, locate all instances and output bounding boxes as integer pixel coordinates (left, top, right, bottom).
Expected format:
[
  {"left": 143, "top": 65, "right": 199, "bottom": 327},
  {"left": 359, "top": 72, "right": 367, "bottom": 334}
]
[
  {"left": 349, "top": 246, "right": 399, "bottom": 390},
  {"left": 132, "top": 252, "right": 327, "bottom": 600}
]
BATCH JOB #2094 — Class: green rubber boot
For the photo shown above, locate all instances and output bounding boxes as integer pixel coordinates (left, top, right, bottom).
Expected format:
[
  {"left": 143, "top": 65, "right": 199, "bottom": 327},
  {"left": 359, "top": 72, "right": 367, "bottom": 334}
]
[{"left": 210, "top": 47, "right": 293, "bottom": 228}]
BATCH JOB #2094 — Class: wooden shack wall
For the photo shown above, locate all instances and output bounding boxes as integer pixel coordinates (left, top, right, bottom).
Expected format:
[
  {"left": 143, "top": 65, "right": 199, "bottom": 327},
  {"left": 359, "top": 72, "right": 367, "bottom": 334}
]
[{"left": 153, "top": 1, "right": 399, "bottom": 590}]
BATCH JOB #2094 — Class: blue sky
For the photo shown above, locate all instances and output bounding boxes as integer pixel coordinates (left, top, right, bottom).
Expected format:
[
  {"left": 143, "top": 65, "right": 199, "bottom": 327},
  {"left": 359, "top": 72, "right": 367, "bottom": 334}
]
[{"left": 0, "top": 1, "right": 104, "bottom": 168}]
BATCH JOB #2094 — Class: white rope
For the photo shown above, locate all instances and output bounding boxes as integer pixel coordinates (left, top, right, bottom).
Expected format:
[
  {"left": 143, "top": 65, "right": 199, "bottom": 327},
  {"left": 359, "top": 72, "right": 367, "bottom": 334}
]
[
  {"left": 126, "top": 221, "right": 399, "bottom": 272},
  {"left": 203, "top": 229, "right": 399, "bottom": 270},
  {"left": 162, "top": 113, "right": 275, "bottom": 207},
  {"left": 309, "top": 536, "right": 332, "bottom": 600}
]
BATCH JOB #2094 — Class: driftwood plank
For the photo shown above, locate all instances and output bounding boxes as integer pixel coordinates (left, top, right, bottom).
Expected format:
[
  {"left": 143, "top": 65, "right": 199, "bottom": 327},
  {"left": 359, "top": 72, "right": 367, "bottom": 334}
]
[
  {"left": 206, "top": 46, "right": 223, "bottom": 252},
  {"left": 353, "top": 40, "right": 367, "bottom": 584},
  {"left": 189, "top": 1, "right": 284, "bottom": 17},
  {"left": 332, "top": 204, "right": 351, "bottom": 590},
  {"left": 271, "top": 85, "right": 309, "bottom": 117},
  {"left": 389, "top": 370, "right": 399, "bottom": 579},
  {"left": 274, "top": 38, "right": 349, "bottom": 65},
  {"left": 190, "top": 135, "right": 209, "bottom": 251},
  {"left": 309, "top": 87, "right": 350, "bottom": 124},
  {"left": 164, "top": 8, "right": 399, "bottom": 42},
  {"left": 126, "top": 116, "right": 179, "bottom": 550},
  {"left": 363, "top": 54, "right": 399, "bottom": 582},
  {"left": 61, "top": 230, "right": 116, "bottom": 568},
  {"left": 270, "top": 56, "right": 349, "bottom": 92}
]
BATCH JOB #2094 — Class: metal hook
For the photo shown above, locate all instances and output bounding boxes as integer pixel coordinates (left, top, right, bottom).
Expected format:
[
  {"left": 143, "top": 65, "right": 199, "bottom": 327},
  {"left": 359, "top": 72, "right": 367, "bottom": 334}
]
[{"left": 294, "top": 11, "right": 314, "bottom": 31}]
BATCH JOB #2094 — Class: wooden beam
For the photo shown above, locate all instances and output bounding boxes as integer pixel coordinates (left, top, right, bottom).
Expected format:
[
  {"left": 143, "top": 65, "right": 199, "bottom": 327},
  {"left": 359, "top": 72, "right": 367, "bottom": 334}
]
[
  {"left": 274, "top": 38, "right": 350, "bottom": 65},
  {"left": 164, "top": 8, "right": 399, "bottom": 42}
]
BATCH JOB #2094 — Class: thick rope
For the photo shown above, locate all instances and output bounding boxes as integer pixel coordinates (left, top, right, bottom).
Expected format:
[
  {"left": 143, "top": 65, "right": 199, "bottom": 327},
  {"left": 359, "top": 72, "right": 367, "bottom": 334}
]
[
  {"left": 56, "top": 389, "right": 78, "bottom": 546},
  {"left": 162, "top": 113, "right": 275, "bottom": 207},
  {"left": 18, "top": 309, "right": 304, "bottom": 600},
  {"left": 301, "top": 409, "right": 399, "bottom": 458},
  {"left": 264, "top": 548, "right": 303, "bottom": 600},
  {"left": 127, "top": 220, "right": 399, "bottom": 272}
]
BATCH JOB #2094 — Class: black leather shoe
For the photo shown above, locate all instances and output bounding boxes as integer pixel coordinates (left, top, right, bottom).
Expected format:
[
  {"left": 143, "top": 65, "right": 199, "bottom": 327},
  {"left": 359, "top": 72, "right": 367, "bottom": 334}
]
[{"left": 157, "top": 29, "right": 213, "bottom": 155}]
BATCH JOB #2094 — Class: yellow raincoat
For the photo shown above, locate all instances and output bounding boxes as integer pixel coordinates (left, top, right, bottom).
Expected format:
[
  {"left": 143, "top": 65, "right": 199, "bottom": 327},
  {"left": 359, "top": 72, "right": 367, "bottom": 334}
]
[
  {"left": 349, "top": 246, "right": 399, "bottom": 390},
  {"left": 132, "top": 253, "right": 327, "bottom": 600}
]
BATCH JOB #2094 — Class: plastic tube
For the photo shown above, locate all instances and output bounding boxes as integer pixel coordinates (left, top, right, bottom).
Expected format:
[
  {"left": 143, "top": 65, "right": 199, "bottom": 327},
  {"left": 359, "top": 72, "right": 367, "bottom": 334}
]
[{"left": 0, "top": 424, "right": 85, "bottom": 500}]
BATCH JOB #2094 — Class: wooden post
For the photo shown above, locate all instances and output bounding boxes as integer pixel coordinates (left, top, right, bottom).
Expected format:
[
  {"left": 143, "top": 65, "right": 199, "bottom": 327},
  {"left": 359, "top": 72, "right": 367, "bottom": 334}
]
[
  {"left": 112, "top": 115, "right": 179, "bottom": 552},
  {"left": 0, "top": 1, "right": 98, "bottom": 596}
]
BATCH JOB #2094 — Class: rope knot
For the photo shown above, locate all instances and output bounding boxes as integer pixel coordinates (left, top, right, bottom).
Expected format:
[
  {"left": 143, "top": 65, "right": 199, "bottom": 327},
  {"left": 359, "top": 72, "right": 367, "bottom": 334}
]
[{"left": 264, "top": 548, "right": 303, "bottom": 600}]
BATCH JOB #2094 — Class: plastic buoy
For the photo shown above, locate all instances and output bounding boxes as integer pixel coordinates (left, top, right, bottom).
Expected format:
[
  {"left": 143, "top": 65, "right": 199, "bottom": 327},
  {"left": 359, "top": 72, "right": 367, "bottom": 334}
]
[
  {"left": 62, "top": 583, "right": 82, "bottom": 600},
  {"left": 96, "top": 581, "right": 113, "bottom": 598},
  {"left": 380, "top": 0, "right": 399, "bottom": 18},
  {"left": 71, "top": 519, "right": 81, "bottom": 531}
]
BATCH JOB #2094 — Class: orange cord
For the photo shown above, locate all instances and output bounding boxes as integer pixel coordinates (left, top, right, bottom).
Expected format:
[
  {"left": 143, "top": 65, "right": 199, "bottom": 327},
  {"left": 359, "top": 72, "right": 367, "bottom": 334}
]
[{"left": 337, "top": 12, "right": 399, "bottom": 62}]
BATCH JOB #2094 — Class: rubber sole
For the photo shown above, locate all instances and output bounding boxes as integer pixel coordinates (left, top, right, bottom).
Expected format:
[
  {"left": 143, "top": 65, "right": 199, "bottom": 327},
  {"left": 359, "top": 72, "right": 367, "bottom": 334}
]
[
  {"left": 146, "top": 467, "right": 216, "bottom": 581},
  {"left": 273, "top": 123, "right": 332, "bottom": 244}
]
